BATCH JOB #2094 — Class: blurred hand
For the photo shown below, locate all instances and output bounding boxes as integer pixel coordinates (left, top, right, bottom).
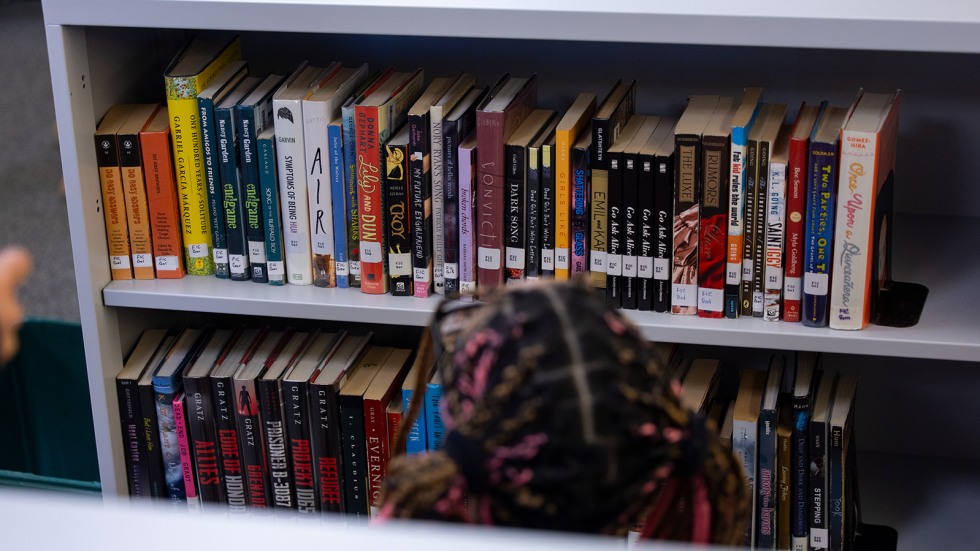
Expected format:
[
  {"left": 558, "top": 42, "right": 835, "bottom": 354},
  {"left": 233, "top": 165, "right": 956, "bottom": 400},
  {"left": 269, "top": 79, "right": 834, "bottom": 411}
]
[{"left": 0, "top": 246, "right": 33, "bottom": 365}]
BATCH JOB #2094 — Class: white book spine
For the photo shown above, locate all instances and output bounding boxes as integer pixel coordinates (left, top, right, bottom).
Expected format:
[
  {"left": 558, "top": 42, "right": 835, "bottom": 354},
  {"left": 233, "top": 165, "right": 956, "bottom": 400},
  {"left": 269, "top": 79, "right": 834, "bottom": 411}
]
[
  {"left": 430, "top": 105, "right": 447, "bottom": 294},
  {"left": 727, "top": 138, "right": 748, "bottom": 285},
  {"left": 764, "top": 159, "right": 787, "bottom": 321},
  {"left": 303, "top": 99, "right": 335, "bottom": 259},
  {"left": 273, "top": 97, "right": 313, "bottom": 285}
]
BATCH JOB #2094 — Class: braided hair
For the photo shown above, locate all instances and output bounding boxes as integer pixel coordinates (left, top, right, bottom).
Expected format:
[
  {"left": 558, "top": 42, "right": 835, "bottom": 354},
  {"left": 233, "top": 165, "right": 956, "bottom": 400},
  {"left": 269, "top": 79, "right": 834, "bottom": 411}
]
[{"left": 381, "top": 280, "right": 748, "bottom": 544}]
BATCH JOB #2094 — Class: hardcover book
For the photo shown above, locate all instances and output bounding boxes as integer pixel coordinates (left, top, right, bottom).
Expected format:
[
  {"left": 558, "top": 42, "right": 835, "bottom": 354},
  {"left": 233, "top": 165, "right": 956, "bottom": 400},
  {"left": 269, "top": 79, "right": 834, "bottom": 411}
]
[
  {"left": 553, "top": 92, "right": 597, "bottom": 281},
  {"left": 783, "top": 103, "right": 825, "bottom": 322},
  {"left": 457, "top": 131, "right": 478, "bottom": 301},
  {"left": 197, "top": 60, "right": 248, "bottom": 279},
  {"left": 803, "top": 106, "right": 849, "bottom": 327},
  {"left": 384, "top": 125, "right": 413, "bottom": 296},
  {"left": 724, "top": 87, "right": 764, "bottom": 318},
  {"left": 94, "top": 104, "right": 135, "bottom": 280},
  {"left": 763, "top": 125, "right": 791, "bottom": 321},
  {"left": 638, "top": 118, "right": 676, "bottom": 311},
  {"left": 362, "top": 348, "right": 413, "bottom": 516},
  {"left": 272, "top": 62, "right": 338, "bottom": 285},
  {"left": 697, "top": 97, "right": 736, "bottom": 318},
  {"left": 673, "top": 95, "right": 721, "bottom": 315},
  {"left": 829, "top": 91, "right": 901, "bottom": 330},
  {"left": 605, "top": 115, "right": 647, "bottom": 307},
  {"left": 356, "top": 69, "right": 426, "bottom": 294},
  {"left": 116, "top": 103, "right": 161, "bottom": 280},
  {"left": 622, "top": 117, "right": 662, "bottom": 310},
  {"left": 164, "top": 36, "right": 242, "bottom": 275},
  {"left": 476, "top": 74, "right": 540, "bottom": 292},
  {"left": 139, "top": 106, "right": 186, "bottom": 279},
  {"left": 425, "top": 371, "right": 444, "bottom": 451}
]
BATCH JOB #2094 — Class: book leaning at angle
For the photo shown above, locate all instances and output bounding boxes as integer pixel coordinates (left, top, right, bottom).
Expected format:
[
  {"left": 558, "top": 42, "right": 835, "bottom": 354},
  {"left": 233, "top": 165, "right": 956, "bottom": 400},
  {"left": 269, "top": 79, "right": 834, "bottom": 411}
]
[
  {"left": 829, "top": 90, "right": 901, "bottom": 330},
  {"left": 117, "top": 104, "right": 161, "bottom": 280},
  {"left": 553, "top": 92, "right": 596, "bottom": 281},
  {"left": 732, "top": 368, "right": 767, "bottom": 549},
  {"left": 164, "top": 35, "right": 242, "bottom": 275},
  {"left": 362, "top": 348, "right": 413, "bottom": 516},
  {"left": 94, "top": 104, "right": 135, "bottom": 280},
  {"left": 171, "top": 392, "right": 200, "bottom": 510}
]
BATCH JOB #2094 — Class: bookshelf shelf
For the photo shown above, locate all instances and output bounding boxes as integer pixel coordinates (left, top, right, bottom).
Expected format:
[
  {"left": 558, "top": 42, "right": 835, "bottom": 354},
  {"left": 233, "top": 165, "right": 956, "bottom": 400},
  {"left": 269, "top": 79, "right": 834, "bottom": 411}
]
[{"left": 42, "top": 0, "right": 980, "bottom": 548}]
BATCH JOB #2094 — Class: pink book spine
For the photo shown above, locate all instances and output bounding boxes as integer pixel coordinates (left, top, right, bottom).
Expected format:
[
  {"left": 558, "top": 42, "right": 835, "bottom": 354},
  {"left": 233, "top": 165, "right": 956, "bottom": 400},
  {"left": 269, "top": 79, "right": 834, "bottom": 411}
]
[
  {"left": 458, "top": 135, "right": 477, "bottom": 302},
  {"left": 172, "top": 393, "right": 199, "bottom": 505}
]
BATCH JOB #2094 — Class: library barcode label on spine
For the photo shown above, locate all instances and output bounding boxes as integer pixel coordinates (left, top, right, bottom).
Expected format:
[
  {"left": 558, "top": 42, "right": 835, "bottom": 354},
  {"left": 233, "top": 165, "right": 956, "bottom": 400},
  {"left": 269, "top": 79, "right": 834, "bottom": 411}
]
[
  {"left": 213, "top": 248, "right": 228, "bottom": 263},
  {"left": 156, "top": 256, "right": 179, "bottom": 271},
  {"left": 478, "top": 247, "right": 501, "bottom": 270},
  {"left": 541, "top": 249, "right": 554, "bottom": 270},
  {"left": 591, "top": 251, "right": 606, "bottom": 271},
  {"left": 654, "top": 258, "right": 669, "bottom": 280},
  {"left": 335, "top": 261, "right": 349, "bottom": 276},
  {"left": 673, "top": 284, "right": 697, "bottom": 308},
  {"left": 804, "top": 272, "right": 829, "bottom": 295},
  {"left": 361, "top": 242, "right": 382, "bottom": 262},
  {"left": 444, "top": 263, "right": 458, "bottom": 278},
  {"left": 133, "top": 253, "right": 153, "bottom": 268},
  {"left": 727, "top": 262, "right": 741, "bottom": 284},
  {"left": 189, "top": 243, "right": 208, "bottom": 258}
]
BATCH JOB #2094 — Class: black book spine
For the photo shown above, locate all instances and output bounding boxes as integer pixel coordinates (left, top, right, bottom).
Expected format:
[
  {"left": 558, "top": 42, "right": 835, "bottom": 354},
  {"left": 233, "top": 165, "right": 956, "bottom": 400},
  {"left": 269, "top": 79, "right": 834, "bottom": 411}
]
[
  {"left": 622, "top": 149, "right": 640, "bottom": 310},
  {"left": 638, "top": 152, "right": 656, "bottom": 311},
  {"left": 752, "top": 137, "right": 772, "bottom": 318},
  {"left": 340, "top": 395, "right": 369, "bottom": 519},
  {"left": 283, "top": 379, "right": 319, "bottom": 513},
  {"left": 526, "top": 145, "right": 542, "bottom": 279},
  {"left": 809, "top": 415, "right": 829, "bottom": 550},
  {"left": 137, "top": 380, "right": 167, "bottom": 498},
  {"left": 443, "top": 119, "right": 461, "bottom": 299},
  {"left": 410, "top": 113, "right": 433, "bottom": 298},
  {"left": 235, "top": 380, "right": 272, "bottom": 509},
  {"left": 310, "top": 382, "right": 346, "bottom": 513},
  {"left": 183, "top": 375, "right": 226, "bottom": 504},
  {"left": 257, "top": 377, "right": 295, "bottom": 510},
  {"left": 606, "top": 151, "right": 624, "bottom": 307},
  {"left": 116, "top": 378, "right": 148, "bottom": 497},
  {"left": 238, "top": 105, "right": 268, "bottom": 283},
  {"left": 741, "top": 137, "right": 760, "bottom": 316},
  {"left": 505, "top": 143, "right": 526, "bottom": 283},
  {"left": 211, "top": 374, "right": 248, "bottom": 512},
  {"left": 217, "top": 107, "right": 250, "bottom": 281},
  {"left": 653, "top": 152, "right": 674, "bottom": 312},
  {"left": 570, "top": 142, "right": 590, "bottom": 278},
  {"left": 540, "top": 144, "right": 556, "bottom": 278},
  {"left": 386, "top": 138, "right": 413, "bottom": 296}
]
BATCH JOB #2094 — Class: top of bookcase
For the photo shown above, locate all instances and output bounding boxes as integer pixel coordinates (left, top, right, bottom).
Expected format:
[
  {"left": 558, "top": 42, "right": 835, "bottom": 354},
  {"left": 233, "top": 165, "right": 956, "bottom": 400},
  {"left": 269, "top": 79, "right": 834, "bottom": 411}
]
[{"left": 41, "top": 0, "right": 980, "bottom": 54}]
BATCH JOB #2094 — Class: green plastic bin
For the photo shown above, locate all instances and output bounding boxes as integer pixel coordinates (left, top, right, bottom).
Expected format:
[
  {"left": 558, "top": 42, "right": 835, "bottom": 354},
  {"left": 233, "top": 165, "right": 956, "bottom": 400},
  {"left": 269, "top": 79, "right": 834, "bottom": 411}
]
[{"left": 0, "top": 319, "right": 101, "bottom": 493}]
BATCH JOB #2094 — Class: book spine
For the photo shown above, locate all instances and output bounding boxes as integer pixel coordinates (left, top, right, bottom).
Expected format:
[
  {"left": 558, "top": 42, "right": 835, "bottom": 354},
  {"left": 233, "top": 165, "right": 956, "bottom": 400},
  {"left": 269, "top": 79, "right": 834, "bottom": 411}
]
[
  {"left": 653, "top": 152, "right": 673, "bottom": 312},
  {"left": 526, "top": 145, "right": 543, "bottom": 280},
  {"left": 310, "top": 382, "right": 345, "bottom": 513},
  {"left": 138, "top": 381, "right": 167, "bottom": 498},
  {"left": 672, "top": 134, "right": 701, "bottom": 315},
  {"left": 756, "top": 409, "right": 778, "bottom": 550},
  {"left": 622, "top": 150, "right": 640, "bottom": 310},
  {"left": 505, "top": 143, "right": 528, "bottom": 283},
  {"left": 342, "top": 103, "right": 362, "bottom": 287},
  {"left": 283, "top": 380, "right": 319, "bottom": 513},
  {"left": 119, "top": 128, "right": 156, "bottom": 279},
  {"left": 425, "top": 381, "right": 444, "bottom": 451},
  {"left": 410, "top": 112, "right": 434, "bottom": 297},
  {"left": 741, "top": 137, "right": 760, "bottom": 316},
  {"left": 555, "top": 129, "right": 574, "bottom": 281},
  {"left": 258, "top": 135, "right": 285, "bottom": 285},
  {"left": 116, "top": 379, "right": 148, "bottom": 497},
  {"left": 605, "top": 153, "right": 623, "bottom": 307},
  {"left": 430, "top": 108, "right": 447, "bottom": 296},
  {"left": 95, "top": 127, "right": 133, "bottom": 280},
  {"left": 182, "top": 375, "right": 226, "bottom": 504},
  {"left": 809, "top": 417, "right": 830, "bottom": 550},
  {"left": 784, "top": 135, "right": 809, "bottom": 323},
  {"left": 211, "top": 374, "right": 248, "bottom": 512},
  {"left": 356, "top": 104, "right": 389, "bottom": 294},
  {"left": 386, "top": 137, "right": 413, "bottom": 296},
  {"left": 570, "top": 144, "right": 590, "bottom": 278},
  {"left": 363, "top": 397, "right": 390, "bottom": 516},
  {"left": 140, "top": 125, "right": 186, "bottom": 278},
  {"left": 173, "top": 393, "right": 201, "bottom": 509},
  {"left": 725, "top": 129, "right": 748, "bottom": 317},
  {"left": 274, "top": 98, "right": 313, "bottom": 285},
  {"left": 590, "top": 167, "right": 608, "bottom": 288},
  {"left": 443, "top": 120, "right": 461, "bottom": 297},
  {"left": 340, "top": 396, "right": 370, "bottom": 518},
  {"left": 235, "top": 378, "right": 271, "bottom": 509},
  {"left": 828, "top": 423, "right": 846, "bottom": 551},
  {"left": 387, "top": 405, "right": 402, "bottom": 452},
  {"left": 764, "top": 159, "right": 787, "bottom": 321},
  {"left": 257, "top": 377, "right": 295, "bottom": 509},
  {"left": 476, "top": 110, "right": 507, "bottom": 291},
  {"left": 156, "top": 388, "right": 187, "bottom": 502},
  {"left": 217, "top": 107, "right": 250, "bottom": 281},
  {"left": 167, "top": 94, "right": 215, "bottom": 276},
  {"left": 305, "top": 103, "right": 336, "bottom": 288},
  {"left": 200, "top": 96, "right": 229, "bottom": 278},
  {"left": 540, "top": 143, "right": 556, "bottom": 277},
  {"left": 777, "top": 414, "right": 793, "bottom": 551},
  {"left": 458, "top": 140, "right": 478, "bottom": 301},
  {"left": 402, "top": 387, "right": 427, "bottom": 455},
  {"left": 803, "top": 141, "right": 838, "bottom": 327},
  {"left": 238, "top": 106, "right": 269, "bottom": 284},
  {"left": 697, "top": 136, "right": 729, "bottom": 318},
  {"left": 329, "top": 122, "right": 350, "bottom": 288},
  {"left": 733, "top": 417, "right": 758, "bottom": 548},
  {"left": 637, "top": 154, "right": 655, "bottom": 311},
  {"left": 752, "top": 137, "right": 772, "bottom": 317},
  {"left": 791, "top": 397, "right": 811, "bottom": 551}
]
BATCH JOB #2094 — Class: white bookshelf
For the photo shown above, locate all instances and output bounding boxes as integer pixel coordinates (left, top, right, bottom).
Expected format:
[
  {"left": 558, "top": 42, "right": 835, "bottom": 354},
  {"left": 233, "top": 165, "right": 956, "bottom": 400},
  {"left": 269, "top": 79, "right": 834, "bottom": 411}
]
[{"left": 42, "top": 1, "right": 980, "bottom": 548}]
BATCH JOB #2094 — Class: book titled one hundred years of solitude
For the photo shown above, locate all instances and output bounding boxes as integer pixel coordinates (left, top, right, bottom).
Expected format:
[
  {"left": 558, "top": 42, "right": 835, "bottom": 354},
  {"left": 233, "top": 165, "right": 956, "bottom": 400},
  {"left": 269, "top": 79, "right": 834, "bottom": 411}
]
[
  {"left": 95, "top": 104, "right": 135, "bottom": 280},
  {"left": 164, "top": 36, "right": 242, "bottom": 275},
  {"left": 356, "top": 69, "right": 426, "bottom": 294},
  {"left": 696, "top": 97, "right": 736, "bottom": 318},
  {"left": 553, "top": 92, "right": 596, "bottom": 281},
  {"left": 117, "top": 104, "right": 161, "bottom": 280},
  {"left": 829, "top": 90, "right": 901, "bottom": 330},
  {"left": 140, "top": 106, "right": 187, "bottom": 279},
  {"left": 475, "top": 74, "right": 539, "bottom": 291}
]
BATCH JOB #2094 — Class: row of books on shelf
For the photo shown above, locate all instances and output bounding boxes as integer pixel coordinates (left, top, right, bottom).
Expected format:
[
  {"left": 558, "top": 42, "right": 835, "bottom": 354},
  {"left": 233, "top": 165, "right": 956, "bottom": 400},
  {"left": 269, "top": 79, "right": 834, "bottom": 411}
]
[
  {"left": 674, "top": 351, "right": 867, "bottom": 551},
  {"left": 115, "top": 326, "right": 444, "bottom": 518},
  {"left": 96, "top": 35, "right": 900, "bottom": 330}
]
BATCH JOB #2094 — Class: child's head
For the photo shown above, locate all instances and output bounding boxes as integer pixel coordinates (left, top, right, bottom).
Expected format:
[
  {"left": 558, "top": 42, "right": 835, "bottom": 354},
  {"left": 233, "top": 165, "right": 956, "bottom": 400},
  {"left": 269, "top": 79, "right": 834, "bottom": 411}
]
[{"left": 382, "top": 280, "right": 748, "bottom": 544}]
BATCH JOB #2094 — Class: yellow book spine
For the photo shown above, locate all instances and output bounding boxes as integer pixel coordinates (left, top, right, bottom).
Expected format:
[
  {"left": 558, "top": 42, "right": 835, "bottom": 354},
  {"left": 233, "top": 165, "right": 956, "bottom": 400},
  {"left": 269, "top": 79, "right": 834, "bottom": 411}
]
[
  {"left": 555, "top": 128, "right": 572, "bottom": 280},
  {"left": 166, "top": 96, "right": 214, "bottom": 275}
]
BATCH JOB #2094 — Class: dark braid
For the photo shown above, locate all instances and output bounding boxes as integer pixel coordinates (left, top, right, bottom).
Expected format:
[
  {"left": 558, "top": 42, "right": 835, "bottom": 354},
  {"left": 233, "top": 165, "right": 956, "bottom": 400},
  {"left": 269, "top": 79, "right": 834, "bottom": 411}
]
[{"left": 381, "top": 279, "right": 748, "bottom": 544}]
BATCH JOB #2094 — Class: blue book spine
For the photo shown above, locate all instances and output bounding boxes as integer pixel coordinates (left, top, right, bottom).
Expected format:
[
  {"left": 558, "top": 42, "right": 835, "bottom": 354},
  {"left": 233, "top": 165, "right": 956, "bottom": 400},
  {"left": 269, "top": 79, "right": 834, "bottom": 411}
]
[
  {"left": 217, "top": 106, "right": 250, "bottom": 281},
  {"left": 802, "top": 138, "right": 838, "bottom": 327},
  {"left": 424, "top": 380, "right": 444, "bottom": 451},
  {"left": 328, "top": 121, "right": 350, "bottom": 288},
  {"left": 402, "top": 387, "right": 428, "bottom": 455},
  {"left": 257, "top": 133, "right": 285, "bottom": 285},
  {"left": 200, "top": 96, "right": 229, "bottom": 278},
  {"left": 237, "top": 104, "right": 268, "bottom": 283},
  {"left": 756, "top": 408, "right": 778, "bottom": 550},
  {"left": 342, "top": 103, "right": 361, "bottom": 287}
]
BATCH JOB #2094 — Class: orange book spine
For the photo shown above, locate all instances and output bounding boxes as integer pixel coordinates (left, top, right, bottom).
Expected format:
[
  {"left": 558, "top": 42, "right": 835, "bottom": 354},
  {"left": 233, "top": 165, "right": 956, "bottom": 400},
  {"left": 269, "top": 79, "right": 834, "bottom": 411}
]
[
  {"left": 96, "top": 128, "right": 133, "bottom": 280},
  {"left": 140, "top": 115, "right": 186, "bottom": 278},
  {"left": 356, "top": 104, "right": 387, "bottom": 294}
]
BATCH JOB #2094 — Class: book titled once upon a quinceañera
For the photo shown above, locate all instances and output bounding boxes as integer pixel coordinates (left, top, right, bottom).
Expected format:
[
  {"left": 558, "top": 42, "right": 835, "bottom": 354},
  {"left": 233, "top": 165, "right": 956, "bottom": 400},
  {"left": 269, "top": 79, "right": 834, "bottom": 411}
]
[{"left": 164, "top": 36, "right": 242, "bottom": 276}]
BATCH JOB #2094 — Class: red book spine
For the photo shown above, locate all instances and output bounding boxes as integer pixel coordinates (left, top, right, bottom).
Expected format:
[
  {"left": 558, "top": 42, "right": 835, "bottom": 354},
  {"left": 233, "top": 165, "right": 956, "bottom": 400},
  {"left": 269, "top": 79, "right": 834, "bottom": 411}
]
[
  {"left": 476, "top": 109, "right": 508, "bottom": 290},
  {"left": 783, "top": 134, "right": 809, "bottom": 323},
  {"left": 697, "top": 135, "right": 730, "bottom": 318},
  {"left": 363, "top": 396, "right": 390, "bottom": 515},
  {"left": 356, "top": 104, "right": 387, "bottom": 294}
]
